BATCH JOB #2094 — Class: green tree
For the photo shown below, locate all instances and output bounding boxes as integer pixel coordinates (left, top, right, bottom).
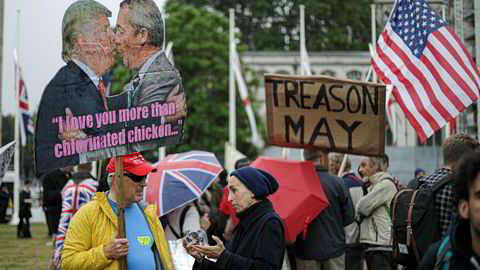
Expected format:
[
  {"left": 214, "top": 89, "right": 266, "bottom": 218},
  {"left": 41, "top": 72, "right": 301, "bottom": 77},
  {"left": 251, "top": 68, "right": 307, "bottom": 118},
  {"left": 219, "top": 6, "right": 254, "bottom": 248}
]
[
  {"left": 171, "top": 0, "right": 372, "bottom": 51},
  {"left": 164, "top": 1, "right": 261, "bottom": 159}
]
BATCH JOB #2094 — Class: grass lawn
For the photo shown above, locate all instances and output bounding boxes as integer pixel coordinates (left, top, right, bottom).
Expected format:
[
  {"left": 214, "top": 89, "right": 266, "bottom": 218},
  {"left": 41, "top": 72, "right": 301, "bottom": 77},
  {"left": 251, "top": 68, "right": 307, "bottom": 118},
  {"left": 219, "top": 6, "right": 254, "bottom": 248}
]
[{"left": 0, "top": 223, "right": 53, "bottom": 270}]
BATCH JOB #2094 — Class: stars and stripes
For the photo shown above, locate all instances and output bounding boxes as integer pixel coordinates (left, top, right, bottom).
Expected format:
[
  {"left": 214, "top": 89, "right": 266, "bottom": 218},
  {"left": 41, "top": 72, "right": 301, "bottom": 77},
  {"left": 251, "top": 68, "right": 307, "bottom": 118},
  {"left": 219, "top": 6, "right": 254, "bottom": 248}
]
[
  {"left": 147, "top": 151, "right": 223, "bottom": 217},
  {"left": 372, "top": 0, "right": 480, "bottom": 142}
]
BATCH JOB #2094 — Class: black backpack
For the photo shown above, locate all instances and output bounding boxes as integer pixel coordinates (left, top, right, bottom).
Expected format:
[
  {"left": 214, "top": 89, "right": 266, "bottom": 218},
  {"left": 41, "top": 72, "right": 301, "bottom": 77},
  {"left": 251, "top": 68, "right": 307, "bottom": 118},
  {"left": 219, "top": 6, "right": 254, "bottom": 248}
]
[{"left": 389, "top": 174, "right": 452, "bottom": 267}]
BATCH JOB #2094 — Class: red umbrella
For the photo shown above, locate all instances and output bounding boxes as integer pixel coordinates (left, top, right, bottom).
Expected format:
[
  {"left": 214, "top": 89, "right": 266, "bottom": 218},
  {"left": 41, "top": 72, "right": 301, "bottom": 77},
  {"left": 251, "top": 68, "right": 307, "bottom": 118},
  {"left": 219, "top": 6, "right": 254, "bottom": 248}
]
[{"left": 251, "top": 156, "right": 329, "bottom": 243}]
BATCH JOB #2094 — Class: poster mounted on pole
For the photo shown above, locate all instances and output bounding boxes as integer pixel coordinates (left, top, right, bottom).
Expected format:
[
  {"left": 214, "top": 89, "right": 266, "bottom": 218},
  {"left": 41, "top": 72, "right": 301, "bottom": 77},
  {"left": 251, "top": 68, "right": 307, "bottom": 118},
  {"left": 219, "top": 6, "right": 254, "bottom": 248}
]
[
  {"left": 33, "top": 1, "right": 187, "bottom": 174},
  {"left": 264, "top": 74, "right": 386, "bottom": 156}
]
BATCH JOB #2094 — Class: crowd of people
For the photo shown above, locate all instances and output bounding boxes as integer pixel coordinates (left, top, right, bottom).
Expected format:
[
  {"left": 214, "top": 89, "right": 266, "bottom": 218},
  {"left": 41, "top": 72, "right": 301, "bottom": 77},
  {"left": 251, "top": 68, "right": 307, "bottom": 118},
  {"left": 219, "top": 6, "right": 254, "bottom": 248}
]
[
  {"left": 4, "top": 0, "right": 479, "bottom": 268},
  {"left": 20, "top": 132, "right": 478, "bottom": 270}
]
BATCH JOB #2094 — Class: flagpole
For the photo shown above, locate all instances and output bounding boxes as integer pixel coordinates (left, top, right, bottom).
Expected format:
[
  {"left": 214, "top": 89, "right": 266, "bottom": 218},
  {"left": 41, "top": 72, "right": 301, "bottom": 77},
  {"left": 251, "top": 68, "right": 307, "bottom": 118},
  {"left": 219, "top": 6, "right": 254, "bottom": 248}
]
[
  {"left": 475, "top": 0, "right": 480, "bottom": 141},
  {"left": 11, "top": 9, "right": 21, "bottom": 225},
  {"left": 0, "top": 0, "right": 4, "bottom": 146},
  {"left": 371, "top": 4, "right": 377, "bottom": 83},
  {"left": 299, "top": 4, "right": 306, "bottom": 75},
  {"left": 444, "top": 3, "right": 452, "bottom": 138},
  {"left": 296, "top": 4, "right": 310, "bottom": 160},
  {"left": 229, "top": 9, "right": 236, "bottom": 149}
]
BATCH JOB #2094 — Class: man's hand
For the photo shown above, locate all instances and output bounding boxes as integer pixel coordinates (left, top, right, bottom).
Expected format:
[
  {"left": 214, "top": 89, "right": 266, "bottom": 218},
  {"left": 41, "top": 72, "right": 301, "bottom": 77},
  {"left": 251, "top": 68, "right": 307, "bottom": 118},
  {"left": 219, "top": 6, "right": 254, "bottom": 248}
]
[
  {"left": 183, "top": 237, "right": 204, "bottom": 262},
  {"left": 58, "top": 108, "right": 87, "bottom": 140},
  {"left": 192, "top": 236, "right": 225, "bottom": 259},
  {"left": 165, "top": 85, "right": 186, "bottom": 123},
  {"left": 103, "top": 238, "right": 129, "bottom": 260}
]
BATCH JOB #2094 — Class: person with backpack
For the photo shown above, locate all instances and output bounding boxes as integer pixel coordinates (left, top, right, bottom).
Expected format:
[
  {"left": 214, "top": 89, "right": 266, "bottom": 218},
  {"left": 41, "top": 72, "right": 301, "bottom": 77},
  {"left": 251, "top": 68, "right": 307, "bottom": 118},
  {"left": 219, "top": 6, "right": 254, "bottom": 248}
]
[
  {"left": 52, "top": 163, "right": 98, "bottom": 270},
  {"left": 418, "top": 133, "right": 479, "bottom": 238},
  {"left": 389, "top": 134, "right": 479, "bottom": 269},
  {"left": 356, "top": 156, "right": 398, "bottom": 270},
  {"left": 418, "top": 151, "right": 480, "bottom": 270}
]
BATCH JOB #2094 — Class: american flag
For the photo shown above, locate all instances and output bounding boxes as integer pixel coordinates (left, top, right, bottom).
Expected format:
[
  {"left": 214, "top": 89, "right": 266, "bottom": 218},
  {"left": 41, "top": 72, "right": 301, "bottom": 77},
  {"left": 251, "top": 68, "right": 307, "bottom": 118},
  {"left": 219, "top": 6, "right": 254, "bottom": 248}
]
[
  {"left": 15, "top": 59, "right": 34, "bottom": 146},
  {"left": 53, "top": 179, "right": 98, "bottom": 269},
  {"left": 372, "top": 0, "right": 480, "bottom": 142},
  {"left": 146, "top": 151, "right": 223, "bottom": 216}
]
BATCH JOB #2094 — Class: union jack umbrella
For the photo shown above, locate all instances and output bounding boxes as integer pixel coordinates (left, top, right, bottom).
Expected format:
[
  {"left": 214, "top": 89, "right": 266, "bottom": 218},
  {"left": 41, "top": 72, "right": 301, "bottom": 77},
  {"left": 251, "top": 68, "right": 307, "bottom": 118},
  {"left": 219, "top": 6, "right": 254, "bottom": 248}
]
[{"left": 146, "top": 151, "right": 224, "bottom": 216}]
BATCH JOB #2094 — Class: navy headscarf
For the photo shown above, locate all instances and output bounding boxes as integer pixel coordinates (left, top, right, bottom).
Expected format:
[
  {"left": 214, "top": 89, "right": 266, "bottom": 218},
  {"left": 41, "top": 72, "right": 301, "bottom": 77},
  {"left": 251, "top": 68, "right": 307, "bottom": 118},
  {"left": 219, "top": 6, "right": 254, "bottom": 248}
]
[{"left": 231, "top": 167, "right": 279, "bottom": 198}]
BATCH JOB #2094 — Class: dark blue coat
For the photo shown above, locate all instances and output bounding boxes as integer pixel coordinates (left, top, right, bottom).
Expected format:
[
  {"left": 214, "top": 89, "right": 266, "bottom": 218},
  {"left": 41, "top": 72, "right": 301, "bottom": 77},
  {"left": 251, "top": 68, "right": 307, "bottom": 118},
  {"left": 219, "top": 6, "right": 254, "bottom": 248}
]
[{"left": 193, "top": 199, "right": 285, "bottom": 270}]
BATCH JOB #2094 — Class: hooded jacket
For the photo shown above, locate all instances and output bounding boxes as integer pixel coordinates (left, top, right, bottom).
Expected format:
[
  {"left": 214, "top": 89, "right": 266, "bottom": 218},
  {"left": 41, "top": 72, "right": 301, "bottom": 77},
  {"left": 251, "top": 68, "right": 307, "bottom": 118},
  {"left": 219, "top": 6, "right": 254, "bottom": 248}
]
[
  {"left": 356, "top": 172, "right": 397, "bottom": 247},
  {"left": 60, "top": 192, "right": 173, "bottom": 270},
  {"left": 418, "top": 219, "right": 480, "bottom": 270}
]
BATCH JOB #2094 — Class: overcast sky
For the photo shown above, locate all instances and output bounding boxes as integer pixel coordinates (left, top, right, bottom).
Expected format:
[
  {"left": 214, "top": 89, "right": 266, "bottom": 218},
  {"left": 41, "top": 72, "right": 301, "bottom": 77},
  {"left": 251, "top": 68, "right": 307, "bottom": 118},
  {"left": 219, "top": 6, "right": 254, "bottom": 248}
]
[{"left": 1, "top": 0, "right": 165, "bottom": 116}]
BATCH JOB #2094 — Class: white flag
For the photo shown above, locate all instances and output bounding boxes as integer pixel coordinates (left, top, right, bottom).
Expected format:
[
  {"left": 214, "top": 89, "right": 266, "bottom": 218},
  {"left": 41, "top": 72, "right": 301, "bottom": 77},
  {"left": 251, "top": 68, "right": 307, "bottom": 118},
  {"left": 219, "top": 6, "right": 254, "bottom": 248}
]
[
  {"left": 232, "top": 49, "right": 262, "bottom": 148},
  {"left": 300, "top": 43, "right": 312, "bottom": 76}
]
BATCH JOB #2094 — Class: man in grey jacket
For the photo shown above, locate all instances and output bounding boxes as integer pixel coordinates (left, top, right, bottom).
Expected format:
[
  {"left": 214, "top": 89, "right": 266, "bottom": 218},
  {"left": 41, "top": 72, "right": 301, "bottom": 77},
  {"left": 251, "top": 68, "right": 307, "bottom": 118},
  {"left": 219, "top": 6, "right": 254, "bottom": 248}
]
[
  {"left": 294, "top": 149, "right": 355, "bottom": 270},
  {"left": 357, "top": 156, "right": 398, "bottom": 270},
  {"left": 114, "top": 0, "right": 186, "bottom": 152}
]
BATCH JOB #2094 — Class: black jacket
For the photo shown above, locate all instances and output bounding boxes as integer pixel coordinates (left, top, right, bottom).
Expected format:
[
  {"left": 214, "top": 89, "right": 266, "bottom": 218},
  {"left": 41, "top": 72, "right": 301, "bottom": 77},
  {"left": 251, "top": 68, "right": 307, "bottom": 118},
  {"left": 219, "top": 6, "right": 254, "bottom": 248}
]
[
  {"left": 42, "top": 169, "right": 69, "bottom": 213},
  {"left": 19, "top": 190, "right": 31, "bottom": 218},
  {"left": 418, "top": 219, "right": 480, "bottom": 270},
  {"left": 293, "top": 166, "right": 355, "bottom": 260},
  {"left": 35, "top": 61, "right": 109, "bottom": 173},
  {"left": 0, "top": 190, "right": 8, "bottom": 207},
  {"left": 193, "top": 199, "right": 285, "bottom": 270}
]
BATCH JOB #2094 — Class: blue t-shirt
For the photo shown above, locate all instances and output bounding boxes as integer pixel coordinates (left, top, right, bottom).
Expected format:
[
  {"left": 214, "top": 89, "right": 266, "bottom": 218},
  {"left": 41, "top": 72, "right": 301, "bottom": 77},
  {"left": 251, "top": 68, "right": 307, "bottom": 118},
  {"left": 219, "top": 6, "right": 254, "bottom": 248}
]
[{"left": 108, "top": 196, "right": 156, "bottom": 270}]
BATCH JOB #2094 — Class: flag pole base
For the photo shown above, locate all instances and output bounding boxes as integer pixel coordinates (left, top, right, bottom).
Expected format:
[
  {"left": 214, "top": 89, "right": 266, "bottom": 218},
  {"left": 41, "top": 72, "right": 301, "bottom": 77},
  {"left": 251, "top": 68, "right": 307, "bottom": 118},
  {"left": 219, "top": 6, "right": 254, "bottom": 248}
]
[{"left": 9, "top": 214, "right": 19, "bottom": 225}]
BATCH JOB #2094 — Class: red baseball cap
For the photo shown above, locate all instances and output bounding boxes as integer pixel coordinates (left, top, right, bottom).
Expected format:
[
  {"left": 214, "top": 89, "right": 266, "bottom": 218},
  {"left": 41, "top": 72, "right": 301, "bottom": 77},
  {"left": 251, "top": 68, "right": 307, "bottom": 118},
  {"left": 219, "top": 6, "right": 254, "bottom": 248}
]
[{"left": 107, "top": 152, "right": 157, "bottom": 176}]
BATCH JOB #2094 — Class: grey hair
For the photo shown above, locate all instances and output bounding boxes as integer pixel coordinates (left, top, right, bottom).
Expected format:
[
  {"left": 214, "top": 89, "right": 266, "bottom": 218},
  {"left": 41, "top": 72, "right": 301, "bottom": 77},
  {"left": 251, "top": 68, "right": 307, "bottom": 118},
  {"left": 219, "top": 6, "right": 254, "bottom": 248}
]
[
  {"left": 120, "top": 0, "right": 164, "bottom": 47},
  {"left": 62, "top": 0, "right": 112, "bottom": 62},
  {"left": 329, "top": 153, "right": 351, "bottom": 172},
  {"left": 107, "top": 173, "right": 115, "bottom": 189},
  {"left": 364, "top": 156, "right": 384, "bottom": 172}
]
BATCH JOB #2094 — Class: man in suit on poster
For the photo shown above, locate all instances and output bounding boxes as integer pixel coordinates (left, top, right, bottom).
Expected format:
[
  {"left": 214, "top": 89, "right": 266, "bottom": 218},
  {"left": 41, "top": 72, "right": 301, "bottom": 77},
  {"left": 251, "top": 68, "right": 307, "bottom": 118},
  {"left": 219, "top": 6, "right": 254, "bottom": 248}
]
[
  {"left": 35, "top": 0, "right": 119, "bottom": 173},
  {"left": 114, "top": 0, "right": 187, "bottom": 152}
]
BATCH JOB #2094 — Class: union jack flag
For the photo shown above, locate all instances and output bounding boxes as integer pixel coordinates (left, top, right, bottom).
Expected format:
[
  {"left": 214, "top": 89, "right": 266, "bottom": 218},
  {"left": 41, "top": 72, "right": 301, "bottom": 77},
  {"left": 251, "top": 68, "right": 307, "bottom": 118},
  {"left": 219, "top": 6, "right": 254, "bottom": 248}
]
[
  {"left": 372, "top": 0, "right": 480, "bottom": 142},
  {"left": 53, "top": 178, "right": 98, "bottom": 270},
  {"left": 14, "top": 51, "right": 34, "bottom": 146},
  {"left": 146, "top": 151, "right": 223, "bottom": 217}
]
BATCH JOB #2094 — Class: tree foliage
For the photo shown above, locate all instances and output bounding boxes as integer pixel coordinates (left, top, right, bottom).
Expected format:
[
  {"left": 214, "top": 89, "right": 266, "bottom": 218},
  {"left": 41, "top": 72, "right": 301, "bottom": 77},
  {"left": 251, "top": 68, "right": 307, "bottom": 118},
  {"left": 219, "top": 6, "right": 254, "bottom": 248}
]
[
  {"left": 170, "top": 0, "right": 372, "bottom": 51},
  {"left": 164, "top": 1, "right": 261, "bottom": 160}
]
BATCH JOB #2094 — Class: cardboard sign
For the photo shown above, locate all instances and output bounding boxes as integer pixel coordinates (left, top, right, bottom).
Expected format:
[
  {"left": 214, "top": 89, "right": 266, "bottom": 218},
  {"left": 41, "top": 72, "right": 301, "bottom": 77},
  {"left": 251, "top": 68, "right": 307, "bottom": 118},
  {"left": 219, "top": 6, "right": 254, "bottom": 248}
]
[{"left": 264, "top": 74, "right": 386, "bottom": 156}]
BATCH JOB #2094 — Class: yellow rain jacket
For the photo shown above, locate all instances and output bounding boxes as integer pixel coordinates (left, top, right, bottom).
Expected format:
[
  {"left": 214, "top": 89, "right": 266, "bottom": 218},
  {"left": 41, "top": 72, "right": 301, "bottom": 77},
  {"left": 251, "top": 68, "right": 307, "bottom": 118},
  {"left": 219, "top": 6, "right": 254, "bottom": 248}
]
[{"left": 61, "top": 192, "right": 173, "bottom": 270}]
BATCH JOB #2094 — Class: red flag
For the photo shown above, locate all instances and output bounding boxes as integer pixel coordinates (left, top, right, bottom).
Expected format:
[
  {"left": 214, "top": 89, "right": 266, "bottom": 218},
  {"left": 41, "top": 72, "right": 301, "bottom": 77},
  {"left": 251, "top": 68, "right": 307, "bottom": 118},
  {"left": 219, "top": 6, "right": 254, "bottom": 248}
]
[{"left": 372, "top": 0, "right": 480, "bottom": 143}]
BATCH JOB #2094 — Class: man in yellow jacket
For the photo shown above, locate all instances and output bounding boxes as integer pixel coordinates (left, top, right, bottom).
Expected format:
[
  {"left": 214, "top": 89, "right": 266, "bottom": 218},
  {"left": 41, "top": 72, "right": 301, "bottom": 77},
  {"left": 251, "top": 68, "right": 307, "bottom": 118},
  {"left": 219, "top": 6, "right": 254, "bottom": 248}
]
[{"left": 61, "top": 153, "right": 173, "bottom": 270}]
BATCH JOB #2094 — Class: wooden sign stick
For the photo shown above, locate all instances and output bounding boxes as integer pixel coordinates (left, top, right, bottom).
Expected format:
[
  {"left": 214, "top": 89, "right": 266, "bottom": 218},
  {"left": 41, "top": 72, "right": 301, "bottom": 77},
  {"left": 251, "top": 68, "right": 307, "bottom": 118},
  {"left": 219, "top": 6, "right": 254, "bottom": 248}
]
[{"left": 115, "top": 156, "right": 126, "bottom": 270}]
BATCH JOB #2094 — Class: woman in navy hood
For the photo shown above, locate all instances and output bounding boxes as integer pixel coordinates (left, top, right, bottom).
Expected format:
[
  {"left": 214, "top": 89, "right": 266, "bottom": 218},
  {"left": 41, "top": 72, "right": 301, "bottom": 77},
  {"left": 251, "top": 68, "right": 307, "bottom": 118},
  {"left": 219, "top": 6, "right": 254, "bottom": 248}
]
[{"left": 185, "top": 166, "right": 286, "bottom": 270}]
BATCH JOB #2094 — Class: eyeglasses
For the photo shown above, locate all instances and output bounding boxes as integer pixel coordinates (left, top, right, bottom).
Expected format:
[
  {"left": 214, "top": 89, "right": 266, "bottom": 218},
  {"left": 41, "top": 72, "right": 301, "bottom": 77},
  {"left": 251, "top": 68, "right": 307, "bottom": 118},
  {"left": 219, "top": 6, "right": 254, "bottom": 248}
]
[{"left": 124, "top": 173, "right": 147, "bottom": 183}]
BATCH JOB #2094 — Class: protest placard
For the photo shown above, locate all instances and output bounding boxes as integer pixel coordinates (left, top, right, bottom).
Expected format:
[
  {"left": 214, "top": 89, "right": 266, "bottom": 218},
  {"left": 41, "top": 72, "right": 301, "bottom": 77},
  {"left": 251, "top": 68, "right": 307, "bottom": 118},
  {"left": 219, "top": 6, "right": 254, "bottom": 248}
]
[
  {"left": 265, "top": 74, "right": 386, "bottom": 156},
  {"left": 34, "top": 1, "right": 186, "bottom": 174}
]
